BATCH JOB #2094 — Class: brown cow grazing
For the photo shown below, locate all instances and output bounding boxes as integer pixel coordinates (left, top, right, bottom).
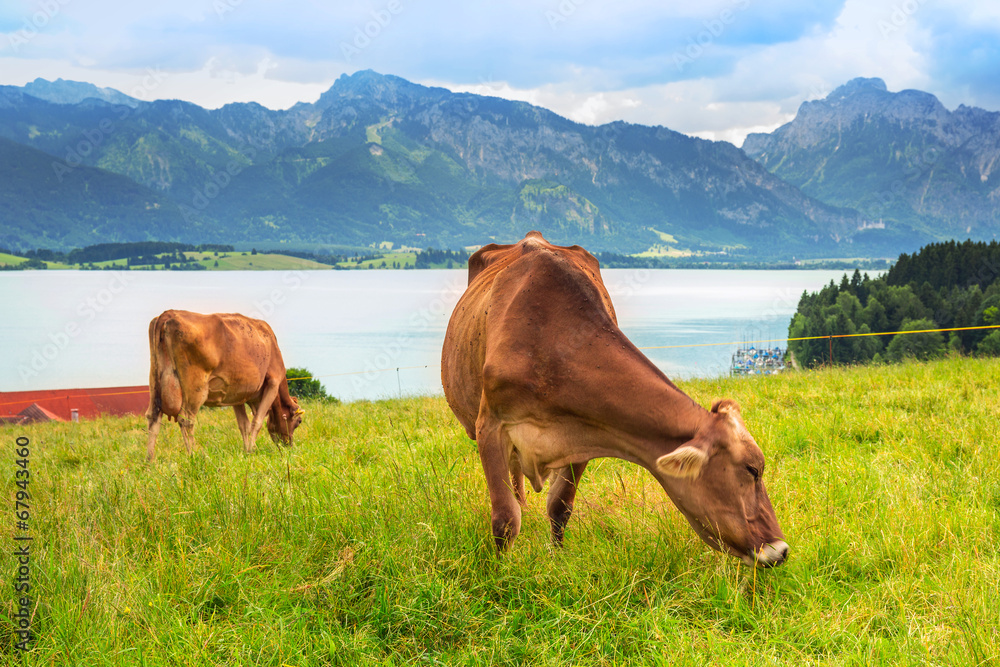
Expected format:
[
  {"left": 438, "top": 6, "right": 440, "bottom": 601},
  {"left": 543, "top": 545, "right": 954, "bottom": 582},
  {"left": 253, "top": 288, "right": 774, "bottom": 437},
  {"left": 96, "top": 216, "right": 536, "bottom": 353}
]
[
  {"left": 145, "top": 310, "right": 304, "bottom": 461},
  {"left": 441, "top": 231, "right": 788, "bottom": 568}
]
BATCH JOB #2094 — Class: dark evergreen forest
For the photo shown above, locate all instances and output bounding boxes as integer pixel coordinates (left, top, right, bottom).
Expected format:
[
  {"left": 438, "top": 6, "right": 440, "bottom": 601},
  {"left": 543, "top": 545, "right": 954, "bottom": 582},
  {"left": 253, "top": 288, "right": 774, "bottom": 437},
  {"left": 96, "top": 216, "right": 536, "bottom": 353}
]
[{"left": 789, "top": 240, "right": 1000, "bottom": 367}]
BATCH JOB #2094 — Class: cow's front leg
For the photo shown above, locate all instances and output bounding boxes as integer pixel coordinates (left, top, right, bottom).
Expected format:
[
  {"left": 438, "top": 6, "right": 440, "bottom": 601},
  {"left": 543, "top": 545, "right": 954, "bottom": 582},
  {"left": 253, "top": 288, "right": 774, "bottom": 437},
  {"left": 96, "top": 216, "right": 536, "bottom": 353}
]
[
  {"left": 508, "top": 453, "right": 527, "bottom": 506},
  {"left": 233, "top": 404, "right": 253, "bottom": 452},
  {"left": 546, "top": 461, "right": 589, "bottom": 546},
  {"left": 476, "top": 410, "right": 521, "bottom": 552},
  {"left": 247, "top": 382, "right": 280, "bottom": 452}
]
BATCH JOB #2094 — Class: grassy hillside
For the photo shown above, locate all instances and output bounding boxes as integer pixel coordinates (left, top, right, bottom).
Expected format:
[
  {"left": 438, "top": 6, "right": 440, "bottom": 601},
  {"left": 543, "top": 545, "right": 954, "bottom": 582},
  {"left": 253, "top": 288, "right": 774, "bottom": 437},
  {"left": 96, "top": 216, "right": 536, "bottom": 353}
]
[
  {"left": 4, "top": 249, "right": 441, "bottom": 271},
  {"left": 335, "top": 251, "right": 417, "bottom": 269},
  {"left": 184, "top": 252, "right": 333, "bottom": 271},
  {"left": 0, "top": 252, "right": 73, "bottom": 269},
  {"left": 0, "top": 252, "right": 28, "bottom": 267},
  {"left": 4, "top": 358, "right": 998, "bottom": 664},
  {"left": 0, "top": 137, "right": 198, "bottom": 250},
  {"left": 59, "top": 252, "right": 334, "bottom": 271},
  {"left": 331, "top": 251, "right": 463, "bottom": 269}
]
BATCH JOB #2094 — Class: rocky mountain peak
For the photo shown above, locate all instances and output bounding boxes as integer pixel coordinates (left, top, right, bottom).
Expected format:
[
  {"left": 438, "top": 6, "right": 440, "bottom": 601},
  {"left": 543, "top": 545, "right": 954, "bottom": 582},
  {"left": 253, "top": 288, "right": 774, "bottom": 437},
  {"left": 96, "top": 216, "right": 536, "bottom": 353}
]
[
  {"left": 827, "top": 77, "right": 888, "bottom": 99},
  {"left": 20, "top": 77, "right": 139, "bottom": 107},
  {"left": 316, "top": 69, "right": 447, "bottom": 111},
  {"left": 741, "top": 77, "right": 1000, "bottom": 245},
  {"left": 744, "top": 78, "right": 953, "bottom": 153}
]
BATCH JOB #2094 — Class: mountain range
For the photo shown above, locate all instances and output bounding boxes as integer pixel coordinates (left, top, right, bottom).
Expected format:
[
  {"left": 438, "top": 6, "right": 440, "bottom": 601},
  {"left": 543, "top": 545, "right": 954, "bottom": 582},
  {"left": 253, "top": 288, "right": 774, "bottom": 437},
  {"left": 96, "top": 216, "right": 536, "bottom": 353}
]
[
  {"left": 1, "top": 73, "right": 998, "bottom": 257},
  {"left": 743, "top": 77, "right": 1000, "bottom": 247}
]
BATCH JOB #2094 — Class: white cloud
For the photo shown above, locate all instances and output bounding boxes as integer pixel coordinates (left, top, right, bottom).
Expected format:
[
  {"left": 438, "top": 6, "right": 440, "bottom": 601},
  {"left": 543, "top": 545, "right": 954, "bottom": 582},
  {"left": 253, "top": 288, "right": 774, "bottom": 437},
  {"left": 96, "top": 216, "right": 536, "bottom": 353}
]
[
  {"left": 422, "top": 0, "right": 975, "bottom": 145},
  {"left": 430, "top": 78, "right": 646, "bottom": 127},
  {"left": 0, "top": 54, "right": 335, "bottom": 109},
  {"left": 1, "top": 0, "right": 998, "bottom": 139}
]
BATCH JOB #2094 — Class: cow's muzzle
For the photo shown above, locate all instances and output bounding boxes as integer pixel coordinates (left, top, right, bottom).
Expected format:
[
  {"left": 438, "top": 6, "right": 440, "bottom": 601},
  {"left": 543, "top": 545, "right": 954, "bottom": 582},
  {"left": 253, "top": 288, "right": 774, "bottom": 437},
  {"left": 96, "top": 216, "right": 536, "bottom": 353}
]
[{"left": 742, "top": 540, "right": 789, "bottom": 568}]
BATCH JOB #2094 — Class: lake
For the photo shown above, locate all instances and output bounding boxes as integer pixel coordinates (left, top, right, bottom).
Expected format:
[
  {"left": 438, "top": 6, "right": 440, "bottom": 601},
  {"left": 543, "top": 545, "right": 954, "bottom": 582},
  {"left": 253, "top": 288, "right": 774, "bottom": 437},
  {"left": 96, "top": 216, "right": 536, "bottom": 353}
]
[{"left": 0, "top": 268, "right": 849, "bottom": 401}]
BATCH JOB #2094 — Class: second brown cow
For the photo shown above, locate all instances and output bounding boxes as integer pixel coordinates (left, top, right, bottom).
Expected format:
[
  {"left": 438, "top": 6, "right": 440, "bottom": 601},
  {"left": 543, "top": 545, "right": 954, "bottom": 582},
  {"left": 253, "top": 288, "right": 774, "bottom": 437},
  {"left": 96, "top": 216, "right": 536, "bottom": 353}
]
[{"left": 145, "top": 310, "right": 303, "bottom": 460}]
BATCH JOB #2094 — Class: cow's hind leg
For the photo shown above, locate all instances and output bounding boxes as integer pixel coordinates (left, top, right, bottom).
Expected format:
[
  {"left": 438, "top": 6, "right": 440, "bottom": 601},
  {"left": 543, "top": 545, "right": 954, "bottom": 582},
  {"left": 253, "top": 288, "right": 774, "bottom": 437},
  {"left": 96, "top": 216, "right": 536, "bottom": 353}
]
[
  {"left": 145, "top": 405, "right": 163, "bottom": 462},
  {"left": 146, "top": 368, "right": 180, "bottom": 461},
  {"left": 178, "top": 415, "right": 197, "bottom": 454},
  {"left": 547, "top": 461, "right": 589, "bottom": 546},
  {"left": 178, "top": 383, "right": 208, "bottom": 455},
  {"left": 476, "top": 407, "right": 521, "bottom": 552}
]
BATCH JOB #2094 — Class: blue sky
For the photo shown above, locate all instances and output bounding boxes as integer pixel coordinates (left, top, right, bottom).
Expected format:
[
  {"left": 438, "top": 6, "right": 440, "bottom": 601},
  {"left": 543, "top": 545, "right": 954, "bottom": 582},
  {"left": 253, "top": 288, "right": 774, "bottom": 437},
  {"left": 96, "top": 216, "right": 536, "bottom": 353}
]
[{"left": 1, "top": 0, "right": 998, "bottom": 146}]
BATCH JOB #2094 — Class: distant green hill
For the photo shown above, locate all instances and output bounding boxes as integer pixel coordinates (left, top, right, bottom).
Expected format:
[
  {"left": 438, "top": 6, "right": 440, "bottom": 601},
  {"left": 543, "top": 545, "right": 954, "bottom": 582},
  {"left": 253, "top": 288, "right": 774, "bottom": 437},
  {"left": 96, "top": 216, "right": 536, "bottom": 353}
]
[{"left": 0, "top": 137, "right": 199, "bottom": 249}]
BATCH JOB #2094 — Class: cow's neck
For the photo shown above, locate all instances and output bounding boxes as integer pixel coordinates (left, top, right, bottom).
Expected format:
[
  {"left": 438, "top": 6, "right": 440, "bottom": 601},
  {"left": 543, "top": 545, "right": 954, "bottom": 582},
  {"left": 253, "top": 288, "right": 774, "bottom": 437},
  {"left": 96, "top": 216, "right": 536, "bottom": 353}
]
[
  {"left": 566, "top": 334, "right": 709, "bottom": 463},
  {"left": 275, "top": 377, "right": 295, "bottom": 410}
]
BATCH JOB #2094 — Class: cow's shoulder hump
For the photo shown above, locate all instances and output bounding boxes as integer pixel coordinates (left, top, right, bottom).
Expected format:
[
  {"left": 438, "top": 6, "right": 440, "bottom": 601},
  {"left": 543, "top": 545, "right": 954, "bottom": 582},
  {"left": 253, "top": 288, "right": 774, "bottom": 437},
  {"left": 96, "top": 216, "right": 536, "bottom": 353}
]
[{"left": 467, "top": 231, "right": 602, "bottom": 286}]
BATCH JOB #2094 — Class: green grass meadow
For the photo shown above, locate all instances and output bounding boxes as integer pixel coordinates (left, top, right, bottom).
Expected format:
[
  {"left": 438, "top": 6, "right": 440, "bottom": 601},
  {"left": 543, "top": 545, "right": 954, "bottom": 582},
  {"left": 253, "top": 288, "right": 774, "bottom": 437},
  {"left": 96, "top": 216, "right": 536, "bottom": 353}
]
[{"left": 3, "top": 358, "right": 999, "bottom": 664}]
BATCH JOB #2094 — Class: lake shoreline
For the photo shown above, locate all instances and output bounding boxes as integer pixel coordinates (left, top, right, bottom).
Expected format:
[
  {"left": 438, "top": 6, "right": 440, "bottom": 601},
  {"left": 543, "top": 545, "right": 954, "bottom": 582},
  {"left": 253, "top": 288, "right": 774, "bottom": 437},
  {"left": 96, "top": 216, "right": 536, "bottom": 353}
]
[{"left": 2, "top": 249, "right": 892, "bottom": 273}]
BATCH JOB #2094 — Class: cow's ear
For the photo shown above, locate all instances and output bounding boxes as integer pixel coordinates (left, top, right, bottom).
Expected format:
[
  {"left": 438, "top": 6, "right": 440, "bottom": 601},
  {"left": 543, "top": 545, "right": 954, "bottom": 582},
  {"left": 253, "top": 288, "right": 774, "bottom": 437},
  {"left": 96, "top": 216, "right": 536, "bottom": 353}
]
[
  {"left": 711, "top": 398, "right": 741, "bottom": 414},
  {"left": 656, "top": 444, "right": 709, "bottom": 479}
]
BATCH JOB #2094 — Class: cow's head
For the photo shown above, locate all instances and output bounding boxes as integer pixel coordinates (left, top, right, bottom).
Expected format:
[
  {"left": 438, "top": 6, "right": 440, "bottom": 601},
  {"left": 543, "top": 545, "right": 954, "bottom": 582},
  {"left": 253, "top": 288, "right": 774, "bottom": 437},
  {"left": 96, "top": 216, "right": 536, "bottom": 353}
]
[
  {"left": 654, "top": 399, "right": 788, "bottom": 568},
  {"left": 267, "top": 397, "right": 304, "bottom": 447}
]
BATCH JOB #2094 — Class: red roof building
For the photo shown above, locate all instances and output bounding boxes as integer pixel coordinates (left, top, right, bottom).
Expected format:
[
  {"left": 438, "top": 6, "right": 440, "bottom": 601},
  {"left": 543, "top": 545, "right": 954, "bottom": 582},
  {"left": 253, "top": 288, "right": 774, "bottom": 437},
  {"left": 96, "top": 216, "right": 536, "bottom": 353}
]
[
  {"left": 17, "top": 403, "right": 66, "bottom": 424},
  {"left": 0, "top": 386, "right": 149, "bottom": 423}
]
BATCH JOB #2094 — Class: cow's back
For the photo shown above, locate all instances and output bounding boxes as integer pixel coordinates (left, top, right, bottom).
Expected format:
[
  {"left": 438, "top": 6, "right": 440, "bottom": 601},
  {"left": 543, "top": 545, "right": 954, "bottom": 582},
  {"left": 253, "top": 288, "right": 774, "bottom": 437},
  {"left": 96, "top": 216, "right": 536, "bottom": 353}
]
[
  {"left": 150, "top": 310, "right": 278, "bottom": 410},
  {"left": 442, "top": 233, "right": 617, "bottom": 437}
]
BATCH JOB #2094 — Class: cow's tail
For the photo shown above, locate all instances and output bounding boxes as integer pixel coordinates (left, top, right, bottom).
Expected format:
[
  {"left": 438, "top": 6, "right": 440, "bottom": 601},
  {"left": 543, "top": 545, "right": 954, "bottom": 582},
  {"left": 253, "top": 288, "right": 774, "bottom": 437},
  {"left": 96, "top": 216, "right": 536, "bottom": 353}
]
[
  {"left": 145, "top": 315, "right": 163, "bottom": 422},
  {"left": 147, "top": 312, "right": 182, "bottom": 422}
]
